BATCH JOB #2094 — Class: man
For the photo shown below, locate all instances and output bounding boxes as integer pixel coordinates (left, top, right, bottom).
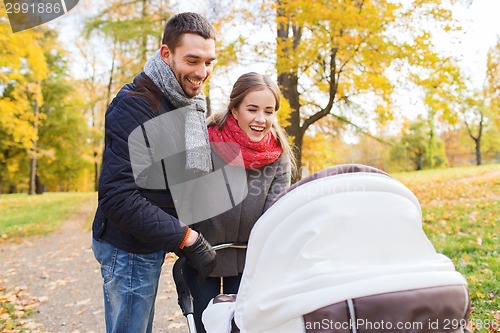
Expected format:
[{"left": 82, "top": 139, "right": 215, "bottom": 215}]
[{"left": 92, "top": 12, "right": 217, "bottom": 333}]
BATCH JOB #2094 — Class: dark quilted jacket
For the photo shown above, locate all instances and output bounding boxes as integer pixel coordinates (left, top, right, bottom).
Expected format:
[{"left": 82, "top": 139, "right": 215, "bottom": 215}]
[{"left": 92, "top": 73, "right": 188, "bottom": 254}]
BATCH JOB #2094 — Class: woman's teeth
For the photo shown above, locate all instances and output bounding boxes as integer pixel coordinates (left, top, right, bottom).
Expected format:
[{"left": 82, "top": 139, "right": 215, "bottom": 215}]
[{"left": 250, "top": 126, "right": 265, "bottom": 132}]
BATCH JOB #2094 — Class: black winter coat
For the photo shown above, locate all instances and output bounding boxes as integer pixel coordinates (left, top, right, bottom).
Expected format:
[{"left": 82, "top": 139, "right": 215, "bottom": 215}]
[{"left": 92, "top": 73, "right": 188, "bottom": 254}]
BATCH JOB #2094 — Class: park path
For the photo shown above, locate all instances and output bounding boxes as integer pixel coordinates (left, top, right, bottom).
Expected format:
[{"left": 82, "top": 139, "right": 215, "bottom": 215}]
[{"left": 0, "top": 199, "right": 187, "bottom": 333}]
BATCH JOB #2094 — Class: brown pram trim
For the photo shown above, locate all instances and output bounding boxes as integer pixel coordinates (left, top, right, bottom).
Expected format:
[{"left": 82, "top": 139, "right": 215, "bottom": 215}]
[{"left": 304, "top": 285, "right": 470, "bottom": 333}]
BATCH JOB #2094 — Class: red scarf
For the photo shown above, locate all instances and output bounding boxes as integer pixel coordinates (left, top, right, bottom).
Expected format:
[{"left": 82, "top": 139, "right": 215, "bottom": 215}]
[{"left": 208, "top": 114, "right": 282, "bottom": 169}]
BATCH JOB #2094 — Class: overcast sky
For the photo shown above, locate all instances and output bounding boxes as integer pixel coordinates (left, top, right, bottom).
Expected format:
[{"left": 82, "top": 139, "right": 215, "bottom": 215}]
[{"left": 450, "top": 0, "right": 500, "bottom": 87}]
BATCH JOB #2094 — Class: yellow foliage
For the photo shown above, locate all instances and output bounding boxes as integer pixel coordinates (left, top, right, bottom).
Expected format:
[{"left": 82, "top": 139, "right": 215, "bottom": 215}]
[
  {"left": 301, "top": 122, "right": 345, "bottom": 174},
  {"left": 486, "top": 38, "right": 500, "bottom": 129},
  {"left": 277, "top": 94, "right": 292, "bottom": 128},
  {"left": 0, "top": 9, "right": 49, "bottom": 151}
]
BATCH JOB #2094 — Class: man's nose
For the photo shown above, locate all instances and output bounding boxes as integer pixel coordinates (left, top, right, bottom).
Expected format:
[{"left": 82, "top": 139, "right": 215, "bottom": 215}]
[{"left": 194, "top": 64, "right": 208, "bottom": 79}]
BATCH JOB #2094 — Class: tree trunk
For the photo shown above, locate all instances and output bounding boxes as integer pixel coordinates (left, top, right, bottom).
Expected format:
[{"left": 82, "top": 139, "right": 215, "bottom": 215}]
[
  {"left": 141, "top": 0, "right": 148, "bottom": 64},
  {"left": 279, "top": 71, "right": 302, "bottom": 180},
  {"left": 94, "top": 152, "right": 100, "bottom": 191},
  {"left": 277, "top": 2, "right": 302, "bottom": 182},
  {"left": 475, "top": 139, "right": 482, "bottom": 166},
  {"left": 428, "top": 121, "right": 435, "bottom": 169},
  {"left": 476, "top": 113, "right": 483, "bottom": 166},
  {"left": 35, "top": 174, "right": 44, "bottom": 194},
  {"left": 90, "top": 101, "right": 100, "bottom": 191},
  {"left": 416, "top": 154, "right": 424, "bottom": 171},
  {"left": 95, "top": 41, "right": 116, "bottom": 192},
  {"left": 29, "top": 97, "right": 39, "bottom": 195},
  {"left": 294, "top": 137, "right": 304, "bottom": 178},
  {"left": 106, "top": 42, "right": 117, "bottom": 107},
  {"left": 465, "top": 114, "right": 483, "bottom": 166},
  {"left": 275, "top": 2, "right": 338, "bottom": 182},
  {"left": 206, "top": 93, "right": 212, "bottom": 118}
]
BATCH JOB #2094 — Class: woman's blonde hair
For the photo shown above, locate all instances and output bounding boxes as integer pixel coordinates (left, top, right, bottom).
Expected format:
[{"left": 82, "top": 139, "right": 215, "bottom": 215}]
[{"left": 207, "top": 72, "right": 296, "bottom": 173}]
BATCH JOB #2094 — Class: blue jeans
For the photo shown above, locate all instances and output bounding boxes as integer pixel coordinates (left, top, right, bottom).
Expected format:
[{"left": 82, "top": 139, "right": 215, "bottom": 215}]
[
  {"left": 183, "top": 264, "right": 242, "bottom": 333},
  {"left": 92, "top": 238, "right": 167, "bottom": 333}
]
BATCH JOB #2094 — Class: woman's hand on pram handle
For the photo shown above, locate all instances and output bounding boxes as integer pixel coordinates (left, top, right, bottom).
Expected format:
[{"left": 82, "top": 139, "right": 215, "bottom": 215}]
[{"left": 180, "top": 231, "right": 217, "bottom": 283}]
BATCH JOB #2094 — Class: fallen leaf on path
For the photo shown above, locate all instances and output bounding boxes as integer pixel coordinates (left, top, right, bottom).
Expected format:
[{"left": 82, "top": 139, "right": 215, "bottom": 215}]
[
  {"left": 37, "top": 296, "right": 49, "bottom": 303},
  {"left": 76, "top": 298, "right": 91, "bottom": 306},
  {"left": 0, "top": 280, "right": 44, "bottom": 331},
  {"left": 167, "top": 322, "right": 186, "bottom": 329},
  {"left": 167, "top": 310, "right": 182, "bottom": 320}
]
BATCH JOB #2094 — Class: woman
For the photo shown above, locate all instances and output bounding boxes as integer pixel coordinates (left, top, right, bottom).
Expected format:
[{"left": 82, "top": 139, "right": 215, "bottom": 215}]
[{"left": 183, "top": 72, "right": 296, "bottom": 332}]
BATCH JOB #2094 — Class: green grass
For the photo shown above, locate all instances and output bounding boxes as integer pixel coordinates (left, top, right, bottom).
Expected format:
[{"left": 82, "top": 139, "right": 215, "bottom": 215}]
[
  {"left": 395, "top": 164, "right": 500, "bottom": 332},
  {"left": 0, "top": 192, "right": 97, "bottom": 239}
]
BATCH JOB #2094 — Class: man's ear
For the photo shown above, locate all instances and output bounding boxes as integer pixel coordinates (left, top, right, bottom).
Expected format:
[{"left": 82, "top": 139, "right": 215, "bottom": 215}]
[{"left": 160, "top": 44, "right": 171, "bottom": 65}]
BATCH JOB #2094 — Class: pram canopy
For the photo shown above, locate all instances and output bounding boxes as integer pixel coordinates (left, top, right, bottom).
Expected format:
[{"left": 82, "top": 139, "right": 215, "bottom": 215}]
[{"left": 230, "top": 165, "right": 469, "bottom": 332}]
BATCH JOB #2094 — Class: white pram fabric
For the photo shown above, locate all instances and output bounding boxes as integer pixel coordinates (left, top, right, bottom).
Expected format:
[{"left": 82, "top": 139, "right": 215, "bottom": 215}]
[
  {"left": 202, "top": 295, "right": 237, "bottom": 333},
  {"left": 203, "top": 166, "right": 469, "bottom": 333}
]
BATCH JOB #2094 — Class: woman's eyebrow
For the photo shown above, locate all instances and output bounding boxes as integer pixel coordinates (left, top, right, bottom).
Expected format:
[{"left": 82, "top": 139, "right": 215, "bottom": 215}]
[{"left": 246, "top": 103, "right": 275, "bottom": 109}]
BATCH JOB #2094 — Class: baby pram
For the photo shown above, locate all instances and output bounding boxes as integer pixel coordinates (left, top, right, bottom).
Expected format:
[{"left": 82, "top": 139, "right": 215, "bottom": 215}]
[{"left": 174, "top": 164, "right": 471, "bottom": 333}]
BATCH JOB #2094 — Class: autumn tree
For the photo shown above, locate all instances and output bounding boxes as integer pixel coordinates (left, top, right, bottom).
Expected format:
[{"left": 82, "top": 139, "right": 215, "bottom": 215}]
[
  {"left": 441, "top": 127, "right": 474, "bottom": 166},
  {"left": 414, "top": 56, "right": 463, "bottom": 168},
  {"left": 244, "top": 0, "right": 465, "bottom": 179},
  {"left": 461, "top": 93, "right": 486, "bottom": 165},
  {"left": 341, "top": 135, "right": 390, "bottom": 170},
  {"left": 457, "top": 39, "right": 500, "bottom": 166},
  {"left": 85, "top": 0, "right": 244, "bottom": 103},
  {"left": 483, "top": 37, "right": 500, "bottom": 161},
  {"left": 1, "top": 2, "right": 93, "bottom": 193},
  {"left": 0, "top": 4, "right": 49, "bottom": 193},
  {"left": 36, "top": 30, "right": 93, "bottom": 192},
  {"left": 82, "top": 1, "right": 173, "bottom": 190},
  {"left": 202, "top": 0, "right": 245, "bottom": 116},
  {"left": 486, "top": 38, "right": 500, "bottom": 131},
  {"left": 77, "top": 40, "right": 109, "bottom": 190},
  {"left": 301, "top": 118, "right": 345, "bottom": 175},
  {"left": 389, "top": 116, "right": 447, "bottom": 171},
  {"left": 84, "top": 0, "right": 172, "bottom": 108}
]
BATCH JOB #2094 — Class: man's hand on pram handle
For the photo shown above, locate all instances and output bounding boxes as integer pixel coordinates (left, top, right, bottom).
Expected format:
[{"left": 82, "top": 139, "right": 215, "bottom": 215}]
[{"left": 179, "top": 230, "right": 217, "bottom": 284}]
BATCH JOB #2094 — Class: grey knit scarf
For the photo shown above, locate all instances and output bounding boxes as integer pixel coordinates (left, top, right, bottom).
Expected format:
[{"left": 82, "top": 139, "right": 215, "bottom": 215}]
[{"left": 144, "top": 50, "right": 212, "bottom": 173}]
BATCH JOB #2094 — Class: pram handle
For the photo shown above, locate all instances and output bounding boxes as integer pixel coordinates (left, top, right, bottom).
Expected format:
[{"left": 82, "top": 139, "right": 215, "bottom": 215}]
[
  {"left": 172, "top": 242, "right": 247, "bottom": 333},
  {"left": 172, "top": 256, "right": 194, "bottom": 313},
  {"left": 212, "top": 242, "right": 247, "bottom": 251}
]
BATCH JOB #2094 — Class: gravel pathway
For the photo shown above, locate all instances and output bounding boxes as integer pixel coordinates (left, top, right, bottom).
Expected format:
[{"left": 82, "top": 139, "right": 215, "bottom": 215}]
[{"left": 0, "top": 201, "right": 187, "bottom": 333}]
